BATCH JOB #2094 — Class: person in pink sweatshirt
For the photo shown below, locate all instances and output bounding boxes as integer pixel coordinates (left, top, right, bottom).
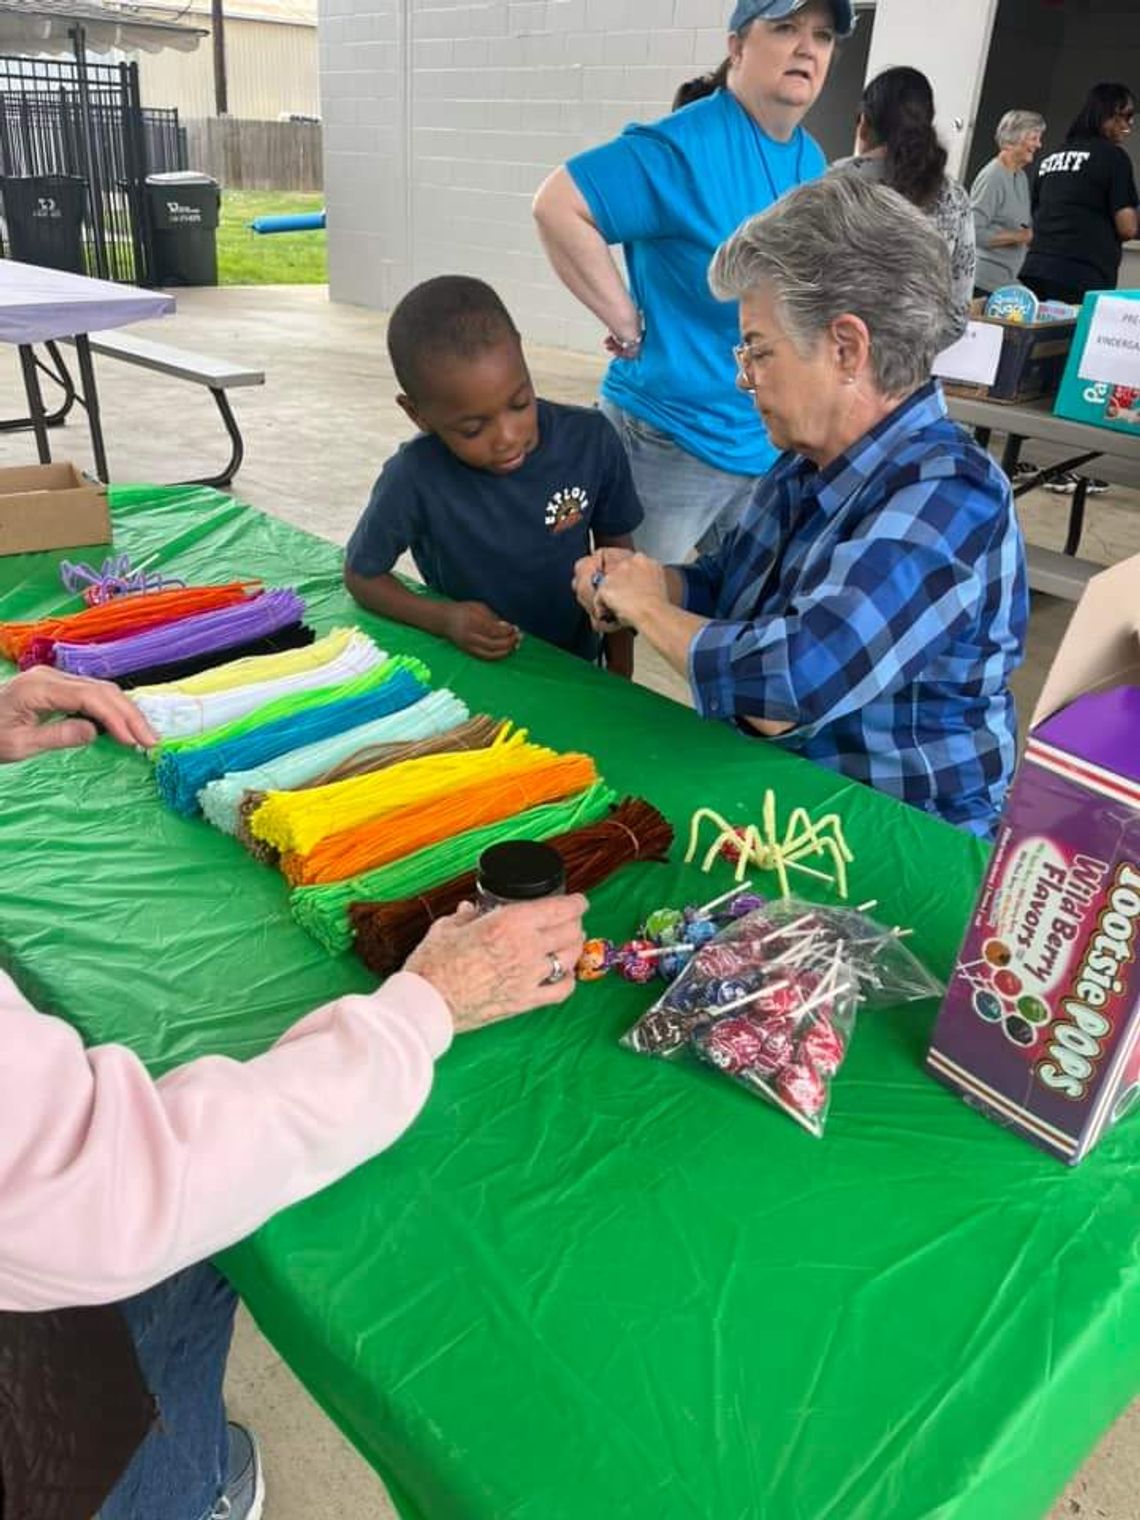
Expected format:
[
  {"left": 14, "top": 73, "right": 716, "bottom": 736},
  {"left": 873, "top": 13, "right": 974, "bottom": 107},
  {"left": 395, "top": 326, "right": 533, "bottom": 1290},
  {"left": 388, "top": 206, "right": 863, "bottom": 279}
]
[{"left": 0, "top": 665, "right": 587, "bottom": 1520}]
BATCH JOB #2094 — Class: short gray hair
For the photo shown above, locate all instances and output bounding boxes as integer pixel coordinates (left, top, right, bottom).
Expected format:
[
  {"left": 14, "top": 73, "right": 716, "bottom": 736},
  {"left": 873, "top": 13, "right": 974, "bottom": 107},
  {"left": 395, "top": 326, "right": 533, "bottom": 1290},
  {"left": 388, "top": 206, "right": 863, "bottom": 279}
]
[
  {"left": 708, "top": 174, "right": 962, "bottom": 397},
  {"left": 996, "top": 109, "right": 1046, "bottom": 148}
]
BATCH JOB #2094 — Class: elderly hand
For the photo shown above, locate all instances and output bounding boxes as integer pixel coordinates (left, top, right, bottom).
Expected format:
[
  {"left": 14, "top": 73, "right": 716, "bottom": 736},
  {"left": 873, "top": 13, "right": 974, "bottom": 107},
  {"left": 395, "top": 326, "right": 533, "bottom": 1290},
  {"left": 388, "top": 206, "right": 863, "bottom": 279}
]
[
  {"left": 0, "top": 667, "right": 157, "bottom": 763},
  {"left": 572, "top": 548, "right": 633, "bottom": 627},
  {"left": 585, "top": 552, "right": 669, "bottom": 630},
  {"left": 404, "top": 895, "right": 588, "bottom": 1034}
]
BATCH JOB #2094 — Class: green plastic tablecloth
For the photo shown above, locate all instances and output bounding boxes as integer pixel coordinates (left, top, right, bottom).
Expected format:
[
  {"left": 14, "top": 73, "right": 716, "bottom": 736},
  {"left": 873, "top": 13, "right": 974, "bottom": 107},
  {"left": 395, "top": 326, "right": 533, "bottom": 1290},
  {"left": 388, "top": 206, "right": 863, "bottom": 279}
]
[{"left": 2, "top": 486, "right": 1138, "bottom": 1520}]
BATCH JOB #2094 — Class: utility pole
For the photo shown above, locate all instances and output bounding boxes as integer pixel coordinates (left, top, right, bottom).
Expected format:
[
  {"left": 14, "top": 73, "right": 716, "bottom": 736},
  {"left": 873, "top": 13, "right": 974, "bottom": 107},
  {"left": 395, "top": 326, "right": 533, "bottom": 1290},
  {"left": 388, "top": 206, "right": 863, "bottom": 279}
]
[{"left": 211, "top": 0, "right": 228, "bottom": 115}]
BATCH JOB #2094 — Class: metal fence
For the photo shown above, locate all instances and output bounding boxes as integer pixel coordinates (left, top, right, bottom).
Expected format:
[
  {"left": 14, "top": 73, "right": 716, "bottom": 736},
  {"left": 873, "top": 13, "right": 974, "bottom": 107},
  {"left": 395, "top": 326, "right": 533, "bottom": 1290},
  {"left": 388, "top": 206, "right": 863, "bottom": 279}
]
[{"left": 0, "top": 50, "right": 184, "bottom": 283}]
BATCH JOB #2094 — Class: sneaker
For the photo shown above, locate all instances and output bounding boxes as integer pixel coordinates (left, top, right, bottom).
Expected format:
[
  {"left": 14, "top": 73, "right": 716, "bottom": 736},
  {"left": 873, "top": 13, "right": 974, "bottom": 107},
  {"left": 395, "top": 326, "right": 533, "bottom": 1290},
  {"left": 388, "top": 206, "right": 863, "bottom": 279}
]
[
  {"left": 1011, "top": 459, "right": 1039, "bottom": 480},
  {"left": 1042, "top": 472, "right": 1109, "bottom": 495},
  {"left": 210, "top": 1423, "right": 265, "bottom": 1520}
]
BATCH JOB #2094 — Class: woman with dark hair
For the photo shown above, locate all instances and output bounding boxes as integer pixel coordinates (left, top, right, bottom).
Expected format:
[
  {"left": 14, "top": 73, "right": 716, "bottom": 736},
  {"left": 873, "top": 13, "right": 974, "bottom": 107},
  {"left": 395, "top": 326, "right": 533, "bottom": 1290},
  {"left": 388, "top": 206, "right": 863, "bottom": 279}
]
[
  {"left": 830, "top": 66, "right": 976, "bottom": 310},
  {"left": 1020, "top": 82, "right": 1139, "bottom": 305}
]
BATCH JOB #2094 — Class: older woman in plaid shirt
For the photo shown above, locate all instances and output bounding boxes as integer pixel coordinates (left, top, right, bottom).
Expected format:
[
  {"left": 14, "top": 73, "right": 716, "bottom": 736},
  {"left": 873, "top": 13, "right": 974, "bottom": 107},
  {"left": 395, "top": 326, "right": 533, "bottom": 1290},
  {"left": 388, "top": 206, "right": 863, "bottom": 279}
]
[{"left": 574, "top": 175, "right": 1027, "bottom": 838}]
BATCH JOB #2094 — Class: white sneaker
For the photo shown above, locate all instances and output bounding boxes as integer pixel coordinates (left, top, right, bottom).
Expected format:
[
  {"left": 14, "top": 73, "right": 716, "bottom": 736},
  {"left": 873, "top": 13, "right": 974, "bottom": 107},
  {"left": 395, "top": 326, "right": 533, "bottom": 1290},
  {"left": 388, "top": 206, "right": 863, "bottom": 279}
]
[{"left": 210, "top": 1423, "right": 265, "bottom": 1520}]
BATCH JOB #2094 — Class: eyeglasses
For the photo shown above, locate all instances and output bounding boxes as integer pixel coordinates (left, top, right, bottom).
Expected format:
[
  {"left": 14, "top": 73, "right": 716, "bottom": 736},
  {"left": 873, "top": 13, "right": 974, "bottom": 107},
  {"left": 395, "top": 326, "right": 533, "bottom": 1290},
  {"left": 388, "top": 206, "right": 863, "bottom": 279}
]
[{"left": 733, "top": 340, "right": 776, "bottom": 386}]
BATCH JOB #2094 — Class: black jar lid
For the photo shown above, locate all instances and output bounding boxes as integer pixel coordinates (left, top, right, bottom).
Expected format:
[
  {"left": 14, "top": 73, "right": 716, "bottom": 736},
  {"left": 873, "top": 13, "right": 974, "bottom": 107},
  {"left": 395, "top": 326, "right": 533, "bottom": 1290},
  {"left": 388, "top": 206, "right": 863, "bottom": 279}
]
[{"left": 477, "top": 840, "right": 566, "bottom": 901}]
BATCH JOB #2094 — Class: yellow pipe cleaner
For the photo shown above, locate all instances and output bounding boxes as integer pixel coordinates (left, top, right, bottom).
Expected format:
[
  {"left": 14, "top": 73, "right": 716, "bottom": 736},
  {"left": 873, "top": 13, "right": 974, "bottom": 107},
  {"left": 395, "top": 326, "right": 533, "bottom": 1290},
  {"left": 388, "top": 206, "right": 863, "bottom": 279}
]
[{"left": 249, "top": 721, "right": 553, "bottom": 857}]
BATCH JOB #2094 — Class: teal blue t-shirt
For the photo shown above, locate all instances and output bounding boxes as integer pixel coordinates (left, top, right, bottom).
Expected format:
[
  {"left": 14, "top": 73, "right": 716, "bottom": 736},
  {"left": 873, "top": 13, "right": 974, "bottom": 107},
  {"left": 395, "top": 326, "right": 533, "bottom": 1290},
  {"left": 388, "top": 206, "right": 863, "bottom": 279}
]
[{"left": 568, "top": 90, "right": 827, "bottom": 478}]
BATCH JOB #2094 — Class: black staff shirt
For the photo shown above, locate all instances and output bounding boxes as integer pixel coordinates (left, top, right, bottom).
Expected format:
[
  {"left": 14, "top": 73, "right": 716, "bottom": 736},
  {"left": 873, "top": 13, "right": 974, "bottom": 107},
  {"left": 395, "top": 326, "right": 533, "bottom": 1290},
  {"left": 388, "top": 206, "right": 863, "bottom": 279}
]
[{"left": 1023, "top": 136, "right": 1139, "bottom": 296}]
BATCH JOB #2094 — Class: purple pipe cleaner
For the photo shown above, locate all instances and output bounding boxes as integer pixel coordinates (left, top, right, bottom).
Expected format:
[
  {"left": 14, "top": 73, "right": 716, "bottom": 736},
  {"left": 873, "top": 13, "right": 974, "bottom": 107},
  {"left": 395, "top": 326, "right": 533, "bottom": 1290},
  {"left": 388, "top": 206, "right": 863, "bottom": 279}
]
[{"left": 51, "top": 588, "right": 306, "bottom": 678}]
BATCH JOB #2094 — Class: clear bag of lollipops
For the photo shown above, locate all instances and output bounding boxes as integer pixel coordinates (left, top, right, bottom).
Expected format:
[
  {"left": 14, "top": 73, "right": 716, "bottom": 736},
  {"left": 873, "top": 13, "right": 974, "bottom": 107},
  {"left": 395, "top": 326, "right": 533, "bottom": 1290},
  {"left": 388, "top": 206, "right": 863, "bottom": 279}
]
[{"left": 620, "top": 897, "right": 943, "bottom": 1137}]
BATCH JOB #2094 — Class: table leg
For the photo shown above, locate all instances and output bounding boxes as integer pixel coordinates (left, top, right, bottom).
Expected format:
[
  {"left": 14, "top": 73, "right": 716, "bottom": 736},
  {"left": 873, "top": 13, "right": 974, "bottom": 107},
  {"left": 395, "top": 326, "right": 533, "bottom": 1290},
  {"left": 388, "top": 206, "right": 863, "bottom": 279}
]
[
  {"left": 1064, "top": 477, "right": 1089, "bottom": 558},
  {"left": 72, "top": 333, "right": 110, "bottom": 484},
  {"left": 17, "top": 345, "right": 51, "bottom": 464},
  {"left": 999, "top": 432, "right": 1023, "bottom": 477}
]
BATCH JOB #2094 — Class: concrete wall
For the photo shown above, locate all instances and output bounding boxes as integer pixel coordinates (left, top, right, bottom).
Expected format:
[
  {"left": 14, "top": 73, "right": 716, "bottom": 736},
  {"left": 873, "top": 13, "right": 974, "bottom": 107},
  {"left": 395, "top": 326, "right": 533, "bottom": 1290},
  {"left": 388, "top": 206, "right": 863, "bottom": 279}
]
[{"left": 319, "top": 0, "right": 877, "bottom": 346}]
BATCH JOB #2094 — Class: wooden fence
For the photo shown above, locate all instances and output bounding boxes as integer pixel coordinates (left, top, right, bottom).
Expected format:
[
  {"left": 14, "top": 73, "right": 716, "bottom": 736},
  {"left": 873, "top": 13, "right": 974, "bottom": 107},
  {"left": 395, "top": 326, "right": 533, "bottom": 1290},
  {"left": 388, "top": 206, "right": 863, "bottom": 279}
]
[{"left": 182, "top": 118, "right": 322, "bottom": 193}]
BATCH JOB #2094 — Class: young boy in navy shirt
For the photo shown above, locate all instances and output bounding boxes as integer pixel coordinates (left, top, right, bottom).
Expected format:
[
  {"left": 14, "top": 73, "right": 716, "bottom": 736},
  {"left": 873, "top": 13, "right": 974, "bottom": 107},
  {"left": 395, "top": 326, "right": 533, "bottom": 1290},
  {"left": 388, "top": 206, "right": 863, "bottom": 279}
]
[{"left": 345, "top": 276, "right": 643, "bottom": 673}]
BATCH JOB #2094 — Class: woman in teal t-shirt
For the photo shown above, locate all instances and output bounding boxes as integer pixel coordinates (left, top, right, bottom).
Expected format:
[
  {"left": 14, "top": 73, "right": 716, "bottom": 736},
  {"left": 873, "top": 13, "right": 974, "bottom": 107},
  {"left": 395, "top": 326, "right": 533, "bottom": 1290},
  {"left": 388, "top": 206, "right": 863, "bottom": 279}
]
[{"left": 533, "top": 0, "right": 852, "bottom": 563}]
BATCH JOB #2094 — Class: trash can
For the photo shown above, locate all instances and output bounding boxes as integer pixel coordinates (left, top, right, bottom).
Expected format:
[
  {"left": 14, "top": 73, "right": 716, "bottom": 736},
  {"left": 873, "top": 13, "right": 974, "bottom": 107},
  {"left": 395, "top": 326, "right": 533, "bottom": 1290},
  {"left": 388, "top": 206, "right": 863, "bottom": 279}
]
[
  {"left": 145, "top": 170, "right": 221, "bottom": 286},
  {"left": 0, "top": 175, "right": 87, "bottom": 274}
]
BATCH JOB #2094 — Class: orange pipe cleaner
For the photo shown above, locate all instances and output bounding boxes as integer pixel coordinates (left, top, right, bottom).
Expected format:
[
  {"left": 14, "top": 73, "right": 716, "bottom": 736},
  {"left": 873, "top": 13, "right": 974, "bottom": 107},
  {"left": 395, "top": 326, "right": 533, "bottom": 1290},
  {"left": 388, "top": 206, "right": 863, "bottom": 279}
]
[
  {"left": 282, "top": 753, "right": 598, "bottom": 886},
  {"left": 0, "top": 582, "right": 261, "bottom": 663}
]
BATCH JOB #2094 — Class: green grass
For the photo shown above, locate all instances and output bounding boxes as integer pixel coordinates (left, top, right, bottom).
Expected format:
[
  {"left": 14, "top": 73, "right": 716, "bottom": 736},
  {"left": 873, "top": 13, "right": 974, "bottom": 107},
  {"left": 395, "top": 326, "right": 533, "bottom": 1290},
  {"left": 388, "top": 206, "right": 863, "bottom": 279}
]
[{"left": 216, "top": 189, "right": 327, "bottom": 285}]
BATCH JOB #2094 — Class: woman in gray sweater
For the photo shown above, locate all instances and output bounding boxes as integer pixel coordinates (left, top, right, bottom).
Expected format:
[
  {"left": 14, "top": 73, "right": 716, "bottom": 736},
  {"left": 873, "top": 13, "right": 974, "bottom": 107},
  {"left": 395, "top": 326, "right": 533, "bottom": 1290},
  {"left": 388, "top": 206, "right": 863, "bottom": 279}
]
[{"left": 970, "top": 111, "right": 1046, "bottom": 297}]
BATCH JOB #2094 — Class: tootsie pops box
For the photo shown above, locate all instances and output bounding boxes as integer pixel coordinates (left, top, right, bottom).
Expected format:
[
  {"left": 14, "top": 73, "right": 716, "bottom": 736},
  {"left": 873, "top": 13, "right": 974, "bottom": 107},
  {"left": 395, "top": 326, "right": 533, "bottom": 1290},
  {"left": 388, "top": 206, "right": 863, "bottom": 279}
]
[{"left": 928, "top": 553, "right": 1140, "bottom": 1164}]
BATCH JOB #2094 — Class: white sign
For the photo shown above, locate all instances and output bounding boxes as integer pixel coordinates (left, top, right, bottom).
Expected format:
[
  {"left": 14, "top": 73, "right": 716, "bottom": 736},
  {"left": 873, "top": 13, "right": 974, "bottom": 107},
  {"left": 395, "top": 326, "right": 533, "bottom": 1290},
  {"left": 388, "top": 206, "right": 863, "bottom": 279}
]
[
  {"left": 1077, "top": 296, "right": 1140, "bottom": 389},
  {"left": 932, "top": 321, "right": 1003, "bottom": 386}
]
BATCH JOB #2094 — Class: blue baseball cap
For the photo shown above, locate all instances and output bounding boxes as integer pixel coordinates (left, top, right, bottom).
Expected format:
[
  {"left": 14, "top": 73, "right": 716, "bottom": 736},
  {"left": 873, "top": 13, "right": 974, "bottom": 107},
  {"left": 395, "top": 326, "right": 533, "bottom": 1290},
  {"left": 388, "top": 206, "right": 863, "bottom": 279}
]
[{"left": 729, "top": 0, "right": 857, "bottom": 38}]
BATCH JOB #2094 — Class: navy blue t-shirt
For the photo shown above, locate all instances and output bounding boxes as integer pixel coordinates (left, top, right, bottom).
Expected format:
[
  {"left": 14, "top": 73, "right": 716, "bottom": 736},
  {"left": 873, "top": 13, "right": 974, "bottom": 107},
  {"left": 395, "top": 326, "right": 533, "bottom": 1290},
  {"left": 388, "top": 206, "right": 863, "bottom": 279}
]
[{"left": 346, "top": 399, "right": 643, "bottom": 658}]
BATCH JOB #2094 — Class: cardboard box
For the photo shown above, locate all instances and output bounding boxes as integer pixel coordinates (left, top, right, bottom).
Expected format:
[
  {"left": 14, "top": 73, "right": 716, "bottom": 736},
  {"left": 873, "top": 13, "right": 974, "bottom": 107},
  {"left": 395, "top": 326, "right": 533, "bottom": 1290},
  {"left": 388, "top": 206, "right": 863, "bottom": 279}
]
[
  {"left": 0, "top": 462, "right": 111, "bottom": 556},
  {"left": 928, "top": 554, "right": 1140, "bottom": 1164},
  {"left": 942, "top": 307, "right": 1077, "bottom": 405},
  {"left": 1054, "top": 289, "right": 1140, "bottom": 438}
]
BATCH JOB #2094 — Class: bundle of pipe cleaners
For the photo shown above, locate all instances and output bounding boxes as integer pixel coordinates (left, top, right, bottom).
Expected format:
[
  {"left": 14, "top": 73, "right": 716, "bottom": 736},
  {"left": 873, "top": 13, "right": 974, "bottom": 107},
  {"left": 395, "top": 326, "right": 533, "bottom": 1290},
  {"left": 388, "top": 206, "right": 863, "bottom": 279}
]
[
  {"left": 198, "top": 690, "right": 469, "bottom": 837},
  {"left": 282, "top": 751, "right": 599, "bottom": 886},
  {"left": 290, "top": 781, "right": 618, "bottom": 954},
  {"left": 133, "top": 627, "right": 384, "bottom": 740},
  {"left": 237, "top": 713, "right": 502, "bottom": 862},
  {"left": 117, "top": 624, "right": 316, "bottom": 691},
  {"left": 51, "top": 589, "right": 307, "bottom": 681},
  {"left": 249, "top": 722, "right": 541, "bottom": 858},
  {"left": 133, "top": 624, "right": 365, "bottom": 698},
  {"left": 0, "top": 581, "right": 261, "bottom": 665},
  {"left": 350, "top": 797, "right": 674, "bottom": 976},
  {"left": 153, "top": 656, "right": 431, "bottom": 815}
]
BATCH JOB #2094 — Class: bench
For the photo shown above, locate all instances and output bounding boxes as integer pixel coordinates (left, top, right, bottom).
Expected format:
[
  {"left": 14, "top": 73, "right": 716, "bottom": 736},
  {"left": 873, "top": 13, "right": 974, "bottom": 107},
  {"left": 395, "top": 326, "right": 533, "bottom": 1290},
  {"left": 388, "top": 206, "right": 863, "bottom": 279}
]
[
  {"left": 64, "top": 330, "right": 264, "bottom": 488},
  {"left": 1025, "top": 544, "right": 1100, "bottom": 601}
]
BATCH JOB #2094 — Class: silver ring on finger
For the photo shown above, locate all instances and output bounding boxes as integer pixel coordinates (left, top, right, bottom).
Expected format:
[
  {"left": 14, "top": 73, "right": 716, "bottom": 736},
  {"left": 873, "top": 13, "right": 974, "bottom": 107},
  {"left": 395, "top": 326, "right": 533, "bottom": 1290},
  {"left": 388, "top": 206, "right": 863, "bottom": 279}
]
[{"left": 541, "top": 951, "right": 566, "bottom": 986}]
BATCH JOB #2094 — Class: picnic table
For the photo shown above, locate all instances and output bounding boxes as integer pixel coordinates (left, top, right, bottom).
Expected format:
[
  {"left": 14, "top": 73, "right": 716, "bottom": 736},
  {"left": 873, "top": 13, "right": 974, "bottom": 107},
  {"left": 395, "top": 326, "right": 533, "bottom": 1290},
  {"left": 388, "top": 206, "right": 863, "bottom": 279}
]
[
  {"left": 0, "top": 259, "right": 174, "bottom": 481},
  {"left": 2, "top": 484, "right": 1138, "bottom": 1520},
  {"left": 946, "top": 392, "right": 1140, "bottom": 600}
]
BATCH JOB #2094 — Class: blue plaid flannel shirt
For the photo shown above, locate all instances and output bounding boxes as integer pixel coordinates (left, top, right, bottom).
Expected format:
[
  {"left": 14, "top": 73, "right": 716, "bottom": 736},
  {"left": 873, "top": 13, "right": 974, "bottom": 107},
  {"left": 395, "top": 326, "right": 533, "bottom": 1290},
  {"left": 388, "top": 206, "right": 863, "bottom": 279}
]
[{"left": 679, "top": 381, "right": 1028, "bottom": 837}]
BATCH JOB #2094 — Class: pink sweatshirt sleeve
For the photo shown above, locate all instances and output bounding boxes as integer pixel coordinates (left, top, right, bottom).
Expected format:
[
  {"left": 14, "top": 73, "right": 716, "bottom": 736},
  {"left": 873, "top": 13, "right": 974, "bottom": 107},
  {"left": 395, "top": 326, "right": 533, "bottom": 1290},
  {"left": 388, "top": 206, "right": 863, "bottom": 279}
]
[{"left": 0, "top": 969, "right": 453, "bottom": 1311}]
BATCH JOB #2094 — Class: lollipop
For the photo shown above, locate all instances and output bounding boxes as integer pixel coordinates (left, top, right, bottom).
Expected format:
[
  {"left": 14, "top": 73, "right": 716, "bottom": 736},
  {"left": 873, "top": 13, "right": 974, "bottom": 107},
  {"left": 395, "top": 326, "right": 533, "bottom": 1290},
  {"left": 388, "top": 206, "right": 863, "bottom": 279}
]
[
  {"left": 776, "top": 1062, "right": 828, "bottom": 1120},
  {"left": 618, "top": 939, "right": 658, "bottom": 985},
  {"left": 697, "top": 1016, "right": 769, "bottom": 1074},
  {"left": 682, "top": 916, "right": 717, "bottom": 948},
  {"left": 576, "top": 938, "right": 614, "bottom": 982},
  {"left": 643, "top": 907, "right": 685, "bottom": 945},
  {"left": 799, "top": 1015, "right": 845, "bottom": 1076}
]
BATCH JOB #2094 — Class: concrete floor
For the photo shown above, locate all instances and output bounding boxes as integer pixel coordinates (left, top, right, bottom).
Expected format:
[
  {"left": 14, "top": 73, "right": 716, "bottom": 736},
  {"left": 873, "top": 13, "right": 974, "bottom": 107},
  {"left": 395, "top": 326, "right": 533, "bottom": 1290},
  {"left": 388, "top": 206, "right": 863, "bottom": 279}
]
[{"left": 3, "top": 283, "right": 1139, "bottom": 1518}]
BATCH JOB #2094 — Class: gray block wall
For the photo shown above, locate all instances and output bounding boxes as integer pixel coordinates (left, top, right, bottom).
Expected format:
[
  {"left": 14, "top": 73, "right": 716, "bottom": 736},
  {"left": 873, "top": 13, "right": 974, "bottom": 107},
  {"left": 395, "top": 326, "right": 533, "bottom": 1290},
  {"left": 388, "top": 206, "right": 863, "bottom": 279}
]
[{"left": 318, "top": 0, "right": 874, "bottom": 351}]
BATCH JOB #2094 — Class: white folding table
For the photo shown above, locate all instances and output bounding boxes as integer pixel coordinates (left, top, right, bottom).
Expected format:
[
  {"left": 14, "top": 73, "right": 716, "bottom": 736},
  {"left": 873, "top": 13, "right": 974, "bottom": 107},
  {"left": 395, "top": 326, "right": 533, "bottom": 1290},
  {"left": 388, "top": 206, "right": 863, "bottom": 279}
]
[{"left": 0, "top": 259, "right": 174, "bottom": 481}]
